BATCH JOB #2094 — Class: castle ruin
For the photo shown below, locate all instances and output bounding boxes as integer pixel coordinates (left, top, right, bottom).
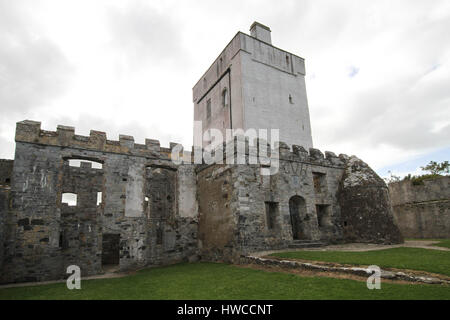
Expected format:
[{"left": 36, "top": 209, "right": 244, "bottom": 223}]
[{"left": 0, "top": 23, "right": 402, "bottom": 284}]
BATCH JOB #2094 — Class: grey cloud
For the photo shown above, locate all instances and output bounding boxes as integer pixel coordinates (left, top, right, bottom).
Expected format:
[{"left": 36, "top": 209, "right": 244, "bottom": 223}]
[
  {"left": 0, "top": 1, "right": 72, "bottom": 115},
  {"left": 308, "top": 1, "right": 450, "bottom": 156},
  {"left": 107, "top": 1, "right": 192, "bottom": 68},
  {"left": 318, "top": 67, "right": 450, "bottom": 152},
  {"left": 44, "top": 114, "right": 181, "bottom": 149}
]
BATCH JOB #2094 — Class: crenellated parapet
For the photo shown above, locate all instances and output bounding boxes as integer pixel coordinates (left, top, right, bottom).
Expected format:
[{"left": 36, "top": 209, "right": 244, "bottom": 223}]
[
  {"left": 15, "top": 120, "right": 171, "bottom": 159},
  {"left": 194, "top": 135, "right": 349, "bottom": 169},
  {"left": 277, "top": 141, "right": 348, "bottom": 168},
  {"left": 15, "top": 120, "right": 349, "bottom": 168}
]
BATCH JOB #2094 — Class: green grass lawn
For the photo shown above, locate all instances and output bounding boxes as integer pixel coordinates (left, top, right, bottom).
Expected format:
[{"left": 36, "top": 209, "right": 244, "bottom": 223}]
[
  {"left": 270, "top": 247, "right": 450, "bottom": 277},
  {"left": 0, "top": 262, "right": 449, "bottom": 300}
]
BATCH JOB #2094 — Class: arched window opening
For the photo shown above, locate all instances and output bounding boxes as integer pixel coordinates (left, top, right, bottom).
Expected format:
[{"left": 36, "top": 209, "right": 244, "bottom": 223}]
[{"left": 222, "top": 88, "right": 228, "bottom": 107}]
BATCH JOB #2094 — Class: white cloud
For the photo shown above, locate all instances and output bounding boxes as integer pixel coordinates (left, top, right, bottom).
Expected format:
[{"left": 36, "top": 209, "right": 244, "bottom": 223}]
[{"left": 0, "top": 0, "right": 448, "bottom": 172}]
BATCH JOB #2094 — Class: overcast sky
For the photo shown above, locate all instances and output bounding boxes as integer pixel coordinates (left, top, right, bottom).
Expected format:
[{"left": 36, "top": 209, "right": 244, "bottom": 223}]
[{"left": 1, "top": 0, "right": 449, "bottom": 176}]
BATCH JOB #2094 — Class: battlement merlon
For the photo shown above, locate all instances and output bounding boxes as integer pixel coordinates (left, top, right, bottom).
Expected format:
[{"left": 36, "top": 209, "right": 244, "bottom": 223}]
[
  {"left": 196, "top": 136, "right": 348, "bottom": 168},
  {"left": 15, "top": 120, "right": 165, "bottom": 159}
]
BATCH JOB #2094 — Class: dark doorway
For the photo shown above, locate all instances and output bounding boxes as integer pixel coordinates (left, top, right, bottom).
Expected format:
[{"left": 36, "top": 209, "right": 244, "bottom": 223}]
[
  {"left": 265, "top": 202, "right": 279, "bottom": 230},
  {"left": 316, "top": 204, "right": 331, "bottom": 228},
  {"left": 102, "top": 234, "right": 120, "bottom": 266},
  {"left": 289, "top": 196, "right": 307, "bottom": 240}
]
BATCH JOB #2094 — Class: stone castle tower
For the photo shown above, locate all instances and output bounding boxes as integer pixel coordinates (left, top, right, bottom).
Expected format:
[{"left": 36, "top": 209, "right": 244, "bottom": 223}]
[{"left": 193, "top": 22, "right": 313, "bottom": 149}]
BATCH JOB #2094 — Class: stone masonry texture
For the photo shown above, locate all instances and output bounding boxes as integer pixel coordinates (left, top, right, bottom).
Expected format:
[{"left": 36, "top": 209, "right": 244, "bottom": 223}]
[
  {"left": 389, "top": 176, "right": 450, "bottom": 238},
  {"left": 338, "top": 156, "right": 403, "bottom": 244},
  {"left": 0, "top": 23, "right": 412, "bottom": 284},
  {"left": 0, "top": 121, "right": 405, "bottom": 284}
]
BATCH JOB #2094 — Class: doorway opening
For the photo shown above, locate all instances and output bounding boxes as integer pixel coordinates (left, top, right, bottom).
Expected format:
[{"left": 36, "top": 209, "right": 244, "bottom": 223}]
[
  {"left": 316, "top": 204, "right": 331, "bottom": 229},
  {"left": 102, "top": 234, "right": 120, "bottom": 272},
  {"left": 289, "top": 195, "right": 307, "bottom": 240}
]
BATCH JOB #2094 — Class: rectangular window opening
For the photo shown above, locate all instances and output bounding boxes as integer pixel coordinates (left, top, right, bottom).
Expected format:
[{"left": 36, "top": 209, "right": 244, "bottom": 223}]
[
  {"left": 97, "top": 192, "right": 102, "bottom": 206},
  {"left": 312, "top": 172, "right": 327, "bottom": 193},
  {"left": 68, "top": 159, "right": 103, "bottom": 169},
  {"left": 265, "top": 201, "right": 279, "bottom": 230},
  {"left": 62, "top": 193, "right": 77, "bottom": 206},
  {"left": 144, "top": 196, "right": 150, "bottom": 217},
  {"left": 206, "top": 99, "right": 211, "bottom": 119}
]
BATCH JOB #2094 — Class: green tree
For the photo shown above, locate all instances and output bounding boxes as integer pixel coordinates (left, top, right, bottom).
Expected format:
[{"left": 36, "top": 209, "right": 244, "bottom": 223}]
[{"left": 420, "top": 161, "right": 449, "bottom": 175}]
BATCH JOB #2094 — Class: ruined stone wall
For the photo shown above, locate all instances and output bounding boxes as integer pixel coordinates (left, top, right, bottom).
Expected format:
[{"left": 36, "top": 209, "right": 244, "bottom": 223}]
[
  {"left": 196, "top": 164, "right": 236, "bottom": 261},
  {"left": 144, "top": 165, "right": 198, "bottom": 266},
  {"left": 196, "top": 139, "right": 403, "bottom": 260},
  {"left": 2, "top": 120, "right": 405, "bottom": 283},
  {"left": 60, "top": 161, "right": 104, "bottom": 277},
  {"left": 338, "top": 157, "right": 403, "bottom": 244},
  {"left": 0, "top": 187, "right": 9, "bottom": 271},
  {"left": 389, "top": 177, "right": 450, "bottom": 238},
  {"left": 230, "top": 143, "right": 346, "bottom": 255},
  {"left": 0, "top": 160, "right": 12, "bottom": 271},
  {"left": 1, "top": 121, "right": 198, "bottom": 284},
  {"left": 196, "top": 139, "right": 357, "bottom": 260},
  {"left": 0, "top": 160, "right": 13, "bottom": 185}
]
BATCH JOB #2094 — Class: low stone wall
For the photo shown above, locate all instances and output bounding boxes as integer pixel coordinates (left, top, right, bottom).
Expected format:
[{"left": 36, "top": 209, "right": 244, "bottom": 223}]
[
  {"left": 389, "top": 177, "right": 450, "bottom": 239},
  {"left": 242, "top": 255, "right": 450, "bottom": 285}
]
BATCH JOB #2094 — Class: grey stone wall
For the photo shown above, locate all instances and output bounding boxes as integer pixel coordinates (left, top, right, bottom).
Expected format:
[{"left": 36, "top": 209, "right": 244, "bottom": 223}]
[
  {"left": 0, "top": 187, "right": 9, "bottom": 271},
  {"left": 196, "top": 139, "right": 403, "bottom": 262},
  {"left": 0, "top": 121, "right": 198, "bottom": 284},
  {"left": 60, "top": 161, "right": 104, "bottom": 277},
  {"left": 197, "top": 164, "right": 236, "bottom": 261},
  {"left": 389, "top": 176, "right": 450, "bottom": 238},
  {"left": 0, "top": 159, "right": 13, "bottom": 185},
  {"left": 338, "top": 156, "right": 403, "bottom": 244},
  {"left": 1, "top": 120, "right": 405, "bottom": 284},
  {"left": 229, "top": 144, "right": 347, "bottom": 256},
  {"left": 0, "top": 159, "right": 12, "bottom": 270}
]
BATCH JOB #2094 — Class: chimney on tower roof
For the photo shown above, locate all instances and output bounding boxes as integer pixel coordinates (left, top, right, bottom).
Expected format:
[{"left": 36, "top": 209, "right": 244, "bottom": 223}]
[{"left": 250, "top": 21, "right": 272, "bottom": 44}]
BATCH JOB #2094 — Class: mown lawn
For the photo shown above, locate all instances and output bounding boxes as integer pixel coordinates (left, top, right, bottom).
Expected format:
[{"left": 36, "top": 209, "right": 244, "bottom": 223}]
[
  {"left": 270, "top": 247, "right": 450, "bottom": 277},
  {"left": 0, "top": 262, "right": 449, "bottom": 300}
]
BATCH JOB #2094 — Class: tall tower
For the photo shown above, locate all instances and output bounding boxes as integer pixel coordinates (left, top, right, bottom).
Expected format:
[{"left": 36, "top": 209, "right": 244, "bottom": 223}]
[{"left": 193, "top": 22, "right": 313, "bottom": 149}]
